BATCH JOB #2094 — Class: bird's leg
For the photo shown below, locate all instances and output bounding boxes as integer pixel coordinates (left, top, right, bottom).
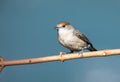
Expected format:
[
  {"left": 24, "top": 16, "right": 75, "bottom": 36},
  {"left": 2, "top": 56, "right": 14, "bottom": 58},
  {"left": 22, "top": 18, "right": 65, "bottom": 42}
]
[
  {"left": 78, "top": 49, "right": 84, "bottom": 57},
  {"left": 67, "top": 50, "right": 74, "bottom": 54},
  {"left": 59, "top": 52, "right": 66, "bottom": 55},
  {"left": 59, "top": 52, "right": 66, "bottom": 62},
  {"left": 70, "top": 50, "right": 74, "bottom": 53},
  {"left": 64, "top": 50, "right": 74, "bottom": 54}
]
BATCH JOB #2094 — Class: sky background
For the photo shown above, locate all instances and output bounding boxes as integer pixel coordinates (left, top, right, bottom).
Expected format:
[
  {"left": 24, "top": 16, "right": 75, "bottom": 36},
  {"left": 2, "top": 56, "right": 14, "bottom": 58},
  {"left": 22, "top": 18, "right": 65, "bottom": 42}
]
[{"left": 0, "top": 0, "right": 120, "bottom": 82}]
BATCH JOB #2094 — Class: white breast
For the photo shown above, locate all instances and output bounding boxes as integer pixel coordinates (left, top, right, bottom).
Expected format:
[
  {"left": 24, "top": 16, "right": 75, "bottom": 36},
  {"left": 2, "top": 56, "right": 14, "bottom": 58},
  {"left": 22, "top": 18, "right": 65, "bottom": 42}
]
[{"left": 59, "top": 28, "right": 74, "bottom": 42}]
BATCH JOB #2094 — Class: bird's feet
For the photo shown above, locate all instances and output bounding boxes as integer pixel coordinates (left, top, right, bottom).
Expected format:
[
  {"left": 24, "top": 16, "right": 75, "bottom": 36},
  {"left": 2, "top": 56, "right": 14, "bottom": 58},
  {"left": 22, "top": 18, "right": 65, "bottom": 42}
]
[
  {"left": 59, "top": 52, "right": 66, "bottom": 62},
  {"left": 77, "top": 49, "right": 84, "bottom": 57},
  {"left": 78, "top": 51, "right": 83, "bottom": 57}
]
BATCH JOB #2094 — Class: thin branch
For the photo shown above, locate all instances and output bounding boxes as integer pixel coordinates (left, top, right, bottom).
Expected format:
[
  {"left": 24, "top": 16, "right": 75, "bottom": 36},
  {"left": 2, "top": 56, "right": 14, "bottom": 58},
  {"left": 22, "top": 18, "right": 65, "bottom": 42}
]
[{"left": 0, "top": 49, "right": 120, "bottom": 72}]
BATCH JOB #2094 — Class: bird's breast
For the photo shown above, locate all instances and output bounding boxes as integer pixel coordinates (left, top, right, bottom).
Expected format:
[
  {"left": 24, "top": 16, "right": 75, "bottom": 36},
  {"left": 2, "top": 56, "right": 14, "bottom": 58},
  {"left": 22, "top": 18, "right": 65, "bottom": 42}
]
[
  {"left": 58, "top": 29, "right": 74, "bottom": 41},
  {"left": 59, "top": 32, "right": 73, "bottom": 42}
]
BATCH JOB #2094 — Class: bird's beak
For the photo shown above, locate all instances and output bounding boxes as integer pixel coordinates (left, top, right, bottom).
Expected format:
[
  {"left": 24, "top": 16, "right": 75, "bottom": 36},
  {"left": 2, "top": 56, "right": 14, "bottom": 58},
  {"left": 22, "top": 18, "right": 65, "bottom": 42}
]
[{"left": 55, "top": 27, "right": 59, "bottom": 30}]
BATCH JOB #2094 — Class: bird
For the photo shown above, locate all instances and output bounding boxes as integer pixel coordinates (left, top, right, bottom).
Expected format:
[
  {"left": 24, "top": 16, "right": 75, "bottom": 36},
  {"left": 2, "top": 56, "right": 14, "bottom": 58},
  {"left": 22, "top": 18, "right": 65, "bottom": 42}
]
[{"left": 55, "top": 21, "right": 97, "bottom": 53}]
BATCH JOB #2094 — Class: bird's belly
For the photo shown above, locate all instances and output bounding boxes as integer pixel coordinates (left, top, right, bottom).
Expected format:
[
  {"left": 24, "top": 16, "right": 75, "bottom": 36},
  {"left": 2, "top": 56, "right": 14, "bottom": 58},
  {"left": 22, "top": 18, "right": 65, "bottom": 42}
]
[
  {"left": 60, "top": 35, "right": 86, "bottom": 50},
  {"left": 64, "top": 40, "right": 85, "bottom": 50}
]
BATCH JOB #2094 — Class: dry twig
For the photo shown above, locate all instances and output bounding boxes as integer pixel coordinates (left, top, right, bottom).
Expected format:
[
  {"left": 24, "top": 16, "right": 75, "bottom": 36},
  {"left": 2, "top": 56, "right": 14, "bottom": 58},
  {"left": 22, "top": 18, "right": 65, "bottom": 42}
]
[{"left": 0, "top": 49, "right": 120, "bottom": 72}]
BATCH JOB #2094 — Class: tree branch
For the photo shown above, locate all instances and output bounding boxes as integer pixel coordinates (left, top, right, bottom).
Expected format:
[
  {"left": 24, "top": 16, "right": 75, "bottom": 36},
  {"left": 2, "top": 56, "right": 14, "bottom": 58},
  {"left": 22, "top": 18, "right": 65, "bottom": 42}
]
[{"left": 0, "top": 49, "right": 120, "bottom": 72}]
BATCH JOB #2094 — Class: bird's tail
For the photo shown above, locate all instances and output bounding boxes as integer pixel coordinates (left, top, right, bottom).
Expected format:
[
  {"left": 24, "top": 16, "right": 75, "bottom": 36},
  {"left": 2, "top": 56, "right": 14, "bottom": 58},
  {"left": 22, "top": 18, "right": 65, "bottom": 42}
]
[{"left": 88, "top": 44, "right": 97, "bottom": 51}]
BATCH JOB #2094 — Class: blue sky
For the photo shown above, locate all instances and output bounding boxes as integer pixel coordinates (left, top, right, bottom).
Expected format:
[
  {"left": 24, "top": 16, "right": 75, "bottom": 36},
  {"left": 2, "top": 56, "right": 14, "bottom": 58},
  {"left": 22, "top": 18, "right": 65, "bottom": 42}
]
[{"left": 0, "top": 0, "right": 120, "bottom": 82}]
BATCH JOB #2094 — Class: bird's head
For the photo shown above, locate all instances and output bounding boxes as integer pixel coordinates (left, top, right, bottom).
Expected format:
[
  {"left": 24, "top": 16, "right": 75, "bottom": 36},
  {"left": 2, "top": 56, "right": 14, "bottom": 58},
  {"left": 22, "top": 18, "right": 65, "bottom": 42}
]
[{"left": 55, "top": 22, "right": 74, "bottom": 31}]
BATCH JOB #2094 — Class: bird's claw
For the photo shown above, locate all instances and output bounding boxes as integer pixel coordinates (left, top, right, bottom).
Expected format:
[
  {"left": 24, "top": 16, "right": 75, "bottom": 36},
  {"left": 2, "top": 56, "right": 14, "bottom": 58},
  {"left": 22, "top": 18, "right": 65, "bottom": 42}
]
[
  {"left": 59, "top": 52, "right": 66, "bottom": 62},
  {"left": 78, "top": 51, "right": 83, "bottom": 57}
]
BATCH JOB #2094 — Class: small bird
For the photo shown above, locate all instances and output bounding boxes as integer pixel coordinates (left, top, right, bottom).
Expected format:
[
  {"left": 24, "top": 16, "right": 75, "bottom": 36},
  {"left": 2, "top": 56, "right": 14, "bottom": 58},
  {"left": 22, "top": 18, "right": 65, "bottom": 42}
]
[{"left": 55, "top": 21, "right": 97, "bottom": 53}]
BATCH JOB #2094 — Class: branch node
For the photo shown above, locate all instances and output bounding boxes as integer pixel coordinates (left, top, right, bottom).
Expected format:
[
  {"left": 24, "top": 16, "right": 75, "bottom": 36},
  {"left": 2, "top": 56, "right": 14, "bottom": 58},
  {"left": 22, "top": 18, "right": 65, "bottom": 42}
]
[
  {"left": 102, "top": 51, "right": 107, "bottom": 56},
  {"left": 59, "top": 52, "right": 65, "bottom": 62},
  {"left": 29, "top": 60, "right": 32, "bottom": 63},
  {"left": 0, "top": 56, "right": 4, "bottom": 72}
]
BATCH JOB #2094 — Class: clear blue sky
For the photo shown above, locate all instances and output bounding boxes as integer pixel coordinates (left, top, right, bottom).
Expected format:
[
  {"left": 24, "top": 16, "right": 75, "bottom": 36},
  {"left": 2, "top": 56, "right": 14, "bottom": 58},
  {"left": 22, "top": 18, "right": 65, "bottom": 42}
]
[{"left": 0, "top": 0, "right": 120, "bottom": 82}]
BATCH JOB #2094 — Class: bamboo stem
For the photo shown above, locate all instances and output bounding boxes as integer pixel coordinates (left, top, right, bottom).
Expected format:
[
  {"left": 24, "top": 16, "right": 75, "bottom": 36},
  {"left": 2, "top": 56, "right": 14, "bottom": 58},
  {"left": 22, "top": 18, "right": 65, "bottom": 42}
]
[{"left": 0, "top": 49, "right": 120, "bottom": 72}]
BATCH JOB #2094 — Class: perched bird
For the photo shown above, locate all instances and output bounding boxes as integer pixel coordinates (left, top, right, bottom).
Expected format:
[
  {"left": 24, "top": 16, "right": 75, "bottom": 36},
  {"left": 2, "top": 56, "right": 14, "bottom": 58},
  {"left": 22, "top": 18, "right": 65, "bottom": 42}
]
[{"left": 55, "top": 21, "right": 97, "bottom": 53}]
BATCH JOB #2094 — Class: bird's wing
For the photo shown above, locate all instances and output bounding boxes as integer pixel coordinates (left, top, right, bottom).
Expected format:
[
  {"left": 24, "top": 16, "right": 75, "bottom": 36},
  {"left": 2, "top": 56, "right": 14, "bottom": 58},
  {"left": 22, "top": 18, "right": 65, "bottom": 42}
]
[{"left": 73, "top": 29, "right": 91, "bottom": 44}]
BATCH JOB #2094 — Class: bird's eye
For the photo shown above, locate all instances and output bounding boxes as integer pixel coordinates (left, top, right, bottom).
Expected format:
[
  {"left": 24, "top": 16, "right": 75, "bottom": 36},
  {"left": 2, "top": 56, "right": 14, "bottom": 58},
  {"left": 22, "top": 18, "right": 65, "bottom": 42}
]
[{"left": 62, "top": 25, "right": 66, "bottom": 27}]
